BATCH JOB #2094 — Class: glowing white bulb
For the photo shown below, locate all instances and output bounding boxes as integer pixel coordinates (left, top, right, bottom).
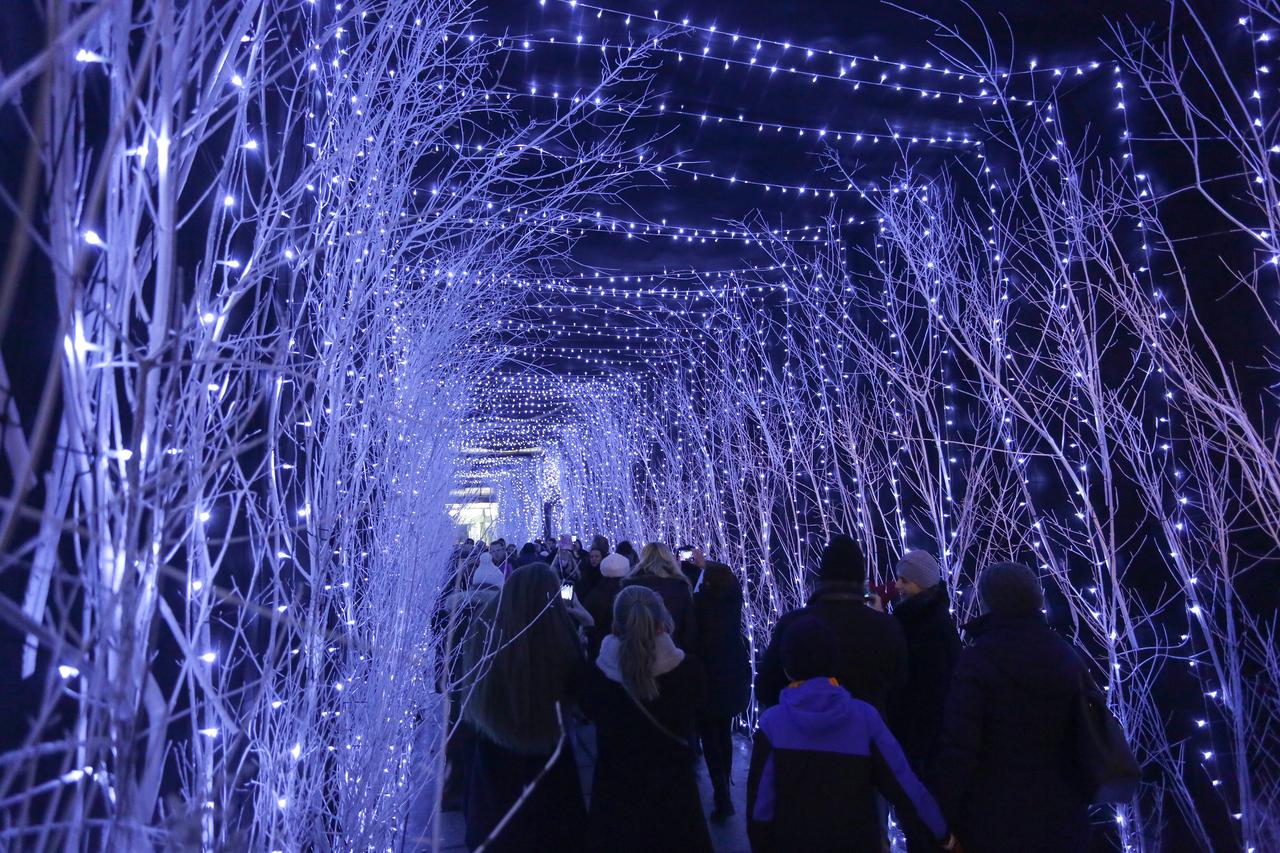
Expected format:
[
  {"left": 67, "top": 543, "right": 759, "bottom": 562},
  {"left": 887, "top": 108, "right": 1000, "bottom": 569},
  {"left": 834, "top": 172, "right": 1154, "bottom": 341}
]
[{"left": 82, "top": 230, "right": 105, "bottom": 248}]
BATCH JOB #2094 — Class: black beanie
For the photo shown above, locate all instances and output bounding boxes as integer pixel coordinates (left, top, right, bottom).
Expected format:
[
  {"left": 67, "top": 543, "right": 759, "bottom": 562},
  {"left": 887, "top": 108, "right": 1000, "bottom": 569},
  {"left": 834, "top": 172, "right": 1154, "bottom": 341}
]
[
  {"left": 819, "top": 534, "right": 866, "bottom": 584},
  {"left": 978, "top": 561, "right": 1044, "bottom": 616},
  {"left": 781, "top": 614, "right": 837, "bottom": 682}
]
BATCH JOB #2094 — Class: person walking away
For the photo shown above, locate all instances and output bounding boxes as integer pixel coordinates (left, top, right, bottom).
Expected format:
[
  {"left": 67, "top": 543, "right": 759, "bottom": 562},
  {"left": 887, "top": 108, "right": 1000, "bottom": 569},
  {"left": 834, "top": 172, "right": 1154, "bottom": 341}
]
[
  {"left": 615, "top": 540, "right": 638, "bottom": 568},
  {"left": 693, "top": 558, "right": 752, "bottom": 822},
  {"left": 746, "top": 615, "right": 961, "bottom": 853},
  {"left": 512, "top": 542, "right": 539, "bottom": 570},
  {"left": 584, "top": 552, "right": 630, "bottom": 660},
  {"left": 459, "top": 563, "right": 587, "bottom": 852},
  {"left": 887, "top": 550, "right": 961, "bottom": 773},
  {"left": 623, "top": 542, "right": 698, "bottom": 651},
  {"left": 755, "top": 535, "right": 907, "bottom": 717},
  {"left": 932, "top": 562, "right": 1090, "bottom": 853},
  {"left": 436, "top": 555, "right": 504, "bottom": 810},
  {"left": 581, "top": 586, "right": 713, "bottom": 853}
]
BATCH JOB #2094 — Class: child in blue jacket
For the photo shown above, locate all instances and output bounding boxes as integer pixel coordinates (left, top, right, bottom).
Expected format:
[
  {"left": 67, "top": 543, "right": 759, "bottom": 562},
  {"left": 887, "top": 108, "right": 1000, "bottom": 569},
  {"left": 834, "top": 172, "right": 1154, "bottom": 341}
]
[{"left": 747, "top": 614, "right": 962, "bottom": 853}]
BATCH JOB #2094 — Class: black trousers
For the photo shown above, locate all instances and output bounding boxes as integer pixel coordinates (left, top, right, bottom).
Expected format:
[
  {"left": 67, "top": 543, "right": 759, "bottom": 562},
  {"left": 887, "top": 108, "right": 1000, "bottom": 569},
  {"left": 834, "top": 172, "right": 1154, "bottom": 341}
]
[{"left": 698, "top": 715, "right": 734, "bottom": 781}]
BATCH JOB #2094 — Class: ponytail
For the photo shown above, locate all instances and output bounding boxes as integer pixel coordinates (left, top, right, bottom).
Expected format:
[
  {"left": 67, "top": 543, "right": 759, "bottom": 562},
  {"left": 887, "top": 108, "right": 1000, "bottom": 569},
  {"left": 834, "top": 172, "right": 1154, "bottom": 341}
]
[{"left": 613, "top": 585, "right": 674, "bottom": 702}]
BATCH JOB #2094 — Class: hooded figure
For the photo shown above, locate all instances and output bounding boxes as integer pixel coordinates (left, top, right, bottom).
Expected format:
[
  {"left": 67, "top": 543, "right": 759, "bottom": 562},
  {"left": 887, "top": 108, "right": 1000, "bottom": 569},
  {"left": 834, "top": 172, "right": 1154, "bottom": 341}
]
[
  {"left": 755, "top": 535, "right": 907, "bottom": 717},
  {"left": 746, "top": 615, "right": 954, "bottom": 853}
]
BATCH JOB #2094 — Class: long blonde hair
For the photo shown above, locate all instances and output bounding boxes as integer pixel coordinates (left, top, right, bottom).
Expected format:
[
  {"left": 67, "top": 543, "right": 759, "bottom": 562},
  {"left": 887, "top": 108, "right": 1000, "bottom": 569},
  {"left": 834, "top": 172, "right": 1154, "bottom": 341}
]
[
  {"left": 631, "top": 542, "right": 690, "bottom": 586},
  {"left": 612, "top": 585, "right": 674, "bottom": 702}
]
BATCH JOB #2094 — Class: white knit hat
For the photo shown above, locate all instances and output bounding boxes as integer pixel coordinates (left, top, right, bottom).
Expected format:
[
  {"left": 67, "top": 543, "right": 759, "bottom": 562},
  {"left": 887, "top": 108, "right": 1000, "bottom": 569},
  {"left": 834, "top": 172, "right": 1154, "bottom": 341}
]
[
  {"left": 600, "top": 552, "right": 631, "bottom": 578},
  {"left": 895, "top": 550, "right": 941, "bottom": 589}
]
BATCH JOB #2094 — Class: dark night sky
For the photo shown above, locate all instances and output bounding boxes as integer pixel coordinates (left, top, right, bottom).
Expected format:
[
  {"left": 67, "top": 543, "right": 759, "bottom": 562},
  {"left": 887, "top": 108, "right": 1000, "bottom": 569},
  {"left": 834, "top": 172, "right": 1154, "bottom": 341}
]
[{"left": 475, "top": 0, "right": 1190, "bottom": 380}]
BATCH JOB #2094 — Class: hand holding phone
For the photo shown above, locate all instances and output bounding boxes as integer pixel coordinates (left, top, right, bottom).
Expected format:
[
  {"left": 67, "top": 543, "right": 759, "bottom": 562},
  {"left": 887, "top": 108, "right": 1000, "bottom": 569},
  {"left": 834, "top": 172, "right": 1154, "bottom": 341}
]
[{"left": 560, "top": 584, "right": 575, "bottom": 601}]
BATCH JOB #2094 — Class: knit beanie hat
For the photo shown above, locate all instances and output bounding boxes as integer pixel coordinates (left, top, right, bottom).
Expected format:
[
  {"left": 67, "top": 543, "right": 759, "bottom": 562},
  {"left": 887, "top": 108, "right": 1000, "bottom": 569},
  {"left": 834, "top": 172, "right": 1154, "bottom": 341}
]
[
  {"left": 896, "top": 550, "right": 942, "bottom": 590},
  {"left": 781, "top": 614, "right": 837, "bottom": 681},
  {"left": 600, "top": 553, "right": 631, "bottom": 578},
  {"left": 818, "top": 534, "right": 866, "bottom": 584},
  {"left": 978, "top": 561, "right": 1044, "bottom": 616}
]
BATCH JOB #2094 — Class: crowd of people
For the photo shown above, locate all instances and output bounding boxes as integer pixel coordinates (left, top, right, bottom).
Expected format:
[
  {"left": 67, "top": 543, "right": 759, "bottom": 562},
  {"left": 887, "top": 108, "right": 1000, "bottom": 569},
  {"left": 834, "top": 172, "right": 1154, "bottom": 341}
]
[{"left": 433, "top": 532, "right": 1106, "bottom": 853}]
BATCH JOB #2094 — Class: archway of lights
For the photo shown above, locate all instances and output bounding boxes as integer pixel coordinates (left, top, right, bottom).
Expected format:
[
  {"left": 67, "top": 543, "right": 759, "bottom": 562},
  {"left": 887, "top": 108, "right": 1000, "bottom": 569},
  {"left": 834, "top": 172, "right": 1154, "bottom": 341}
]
[{"left": 0, "top": 0, "right": 1276, "bottom": 849}]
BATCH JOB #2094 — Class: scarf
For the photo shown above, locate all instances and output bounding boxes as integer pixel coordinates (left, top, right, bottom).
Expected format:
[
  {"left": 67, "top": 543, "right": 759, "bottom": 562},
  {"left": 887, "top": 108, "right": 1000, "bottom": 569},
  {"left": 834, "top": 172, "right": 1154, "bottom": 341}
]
[{"left": 595, "top": 632, "right": 685, "bottom": 685}]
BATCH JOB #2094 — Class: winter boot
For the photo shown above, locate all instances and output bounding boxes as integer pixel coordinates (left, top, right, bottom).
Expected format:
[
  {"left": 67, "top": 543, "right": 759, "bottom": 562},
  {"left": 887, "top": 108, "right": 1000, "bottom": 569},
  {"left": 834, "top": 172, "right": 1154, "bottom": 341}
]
[{"left": 709, "top": 771, "right": 735, "bottom": 822}]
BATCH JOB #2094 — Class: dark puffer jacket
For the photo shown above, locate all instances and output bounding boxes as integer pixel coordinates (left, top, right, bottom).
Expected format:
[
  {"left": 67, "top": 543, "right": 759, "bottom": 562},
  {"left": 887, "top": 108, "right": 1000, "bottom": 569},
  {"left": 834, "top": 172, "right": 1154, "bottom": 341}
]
[
  {"left": 932, "top": 613, "right": 1091, "bottom": 853},
  {"left": 622, "top": 573, "right": 698, "bottom": 652},
  {"left": 756, "top": 581, "right": 907, "bottom": 717},
  {"left": 888, "top": 584, "right": 961, "bottom": 765},
  {"left": 693, "top": 563, "right": 752, "bottom": 718}
]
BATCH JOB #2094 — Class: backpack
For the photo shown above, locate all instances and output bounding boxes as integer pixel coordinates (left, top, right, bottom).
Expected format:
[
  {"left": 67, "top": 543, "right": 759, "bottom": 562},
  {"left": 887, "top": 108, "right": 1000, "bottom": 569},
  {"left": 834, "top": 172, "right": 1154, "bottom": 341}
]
[{"left": 1070, "top": 671, "right": 1142, "bottom": 803}]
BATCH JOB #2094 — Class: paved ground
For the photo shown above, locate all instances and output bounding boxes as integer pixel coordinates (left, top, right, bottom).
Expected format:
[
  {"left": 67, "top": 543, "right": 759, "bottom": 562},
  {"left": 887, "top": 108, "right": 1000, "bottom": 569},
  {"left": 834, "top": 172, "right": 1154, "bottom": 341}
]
[{"left": 405, "top": 718, "right": 753, "bottom": 852}]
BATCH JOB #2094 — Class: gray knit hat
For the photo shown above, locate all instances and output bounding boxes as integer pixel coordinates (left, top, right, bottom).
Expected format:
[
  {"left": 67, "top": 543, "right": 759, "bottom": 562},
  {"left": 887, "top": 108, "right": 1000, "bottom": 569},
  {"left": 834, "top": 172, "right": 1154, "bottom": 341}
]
[
  {"left": 895, "top": 550, "right": 941, "bottom": 590},
  {"left": 977, "top": 562, "right": 1044, "bottom": 616}
]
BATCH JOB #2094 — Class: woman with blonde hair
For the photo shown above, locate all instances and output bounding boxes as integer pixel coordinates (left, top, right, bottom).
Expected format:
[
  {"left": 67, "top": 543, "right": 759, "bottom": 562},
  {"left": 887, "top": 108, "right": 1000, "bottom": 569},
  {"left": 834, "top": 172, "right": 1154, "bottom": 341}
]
[
  {"left": 623, "top": 542, "right": 697, "bottom": 650},
  {"left": 581, "top": 585, "right": 712, "bottom": 852}
]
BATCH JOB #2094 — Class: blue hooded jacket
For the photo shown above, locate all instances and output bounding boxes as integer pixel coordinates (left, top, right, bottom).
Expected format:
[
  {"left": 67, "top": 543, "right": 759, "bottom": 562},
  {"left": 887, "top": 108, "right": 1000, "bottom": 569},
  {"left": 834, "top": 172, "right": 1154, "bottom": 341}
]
[{"left": 746, "top": 677, "right": 947, "bottom": 852}]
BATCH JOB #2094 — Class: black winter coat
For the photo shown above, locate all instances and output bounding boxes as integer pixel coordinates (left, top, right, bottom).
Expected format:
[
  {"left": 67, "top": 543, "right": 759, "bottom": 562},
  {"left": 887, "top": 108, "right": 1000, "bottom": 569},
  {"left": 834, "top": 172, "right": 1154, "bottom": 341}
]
[
  {"left": 756, "top": 581, "right": 907, "bottom": 717},
  {"left": 580, "top": 656, "right": 713, "bottom": 853},
  {"left": 582, "top": 576, "right": 622, "bottom": 659},
  {"left": 693, "top": 565, "right": 751, "bottom": 718},
  {"left": 577, "top": 556, "right": 603, "bottom": 599},
  {"left": 463, "top": 733, "right": 586, "bottom": 852},
  {"left": 888, "top": 584, "right": 961, "bottom": 764},
  {"left": 622, "top": 574, "right": 698, "bottom": 651},
  {"left": 932, "top": 613, "right": 1090, "bottom": 853}
]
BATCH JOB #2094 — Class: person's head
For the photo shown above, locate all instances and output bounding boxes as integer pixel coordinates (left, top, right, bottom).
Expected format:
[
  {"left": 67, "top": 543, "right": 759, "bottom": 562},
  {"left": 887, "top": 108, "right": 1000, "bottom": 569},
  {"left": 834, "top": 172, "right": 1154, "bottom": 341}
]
[
  {"left": 464, "top": 562, "right": 579, "bottom": 753},
  {"left": 977, "top": 561, "right": 1044, "bottom": 617},
  {"left": 781, "top": 614, "right": 837, "bottom": 682},
  {"left": 600, "top": 552, "right": 631, "bottom": 578},
  {"left": 633, "top": 542, "right": 689, "bottom": 585},
  {"left": 615, "top": 540, "right": 637, "bottom": 565},
  {"left": 612, "top": 585, "right": 675, "bottom": 702},
  {"left": 519, "top": 542, "right": 537, "bottom": 558},
  {"left": 588, "top": 548, "right": 603, "bottom": 568},
  {"left": 895, "top": 550, "right": 942, "bottom": 597},
  {"left": 818, "top": 534, "right": 866, "bottom": 585},
  {"left": 590, "top": 534, "right": 610, "bottom": 556},
  {"left": 699, "top": 562, "right": 740, "bottom": 595},
  {"left": 490, "top": 542, "right": 506, "bottom": 564}
]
